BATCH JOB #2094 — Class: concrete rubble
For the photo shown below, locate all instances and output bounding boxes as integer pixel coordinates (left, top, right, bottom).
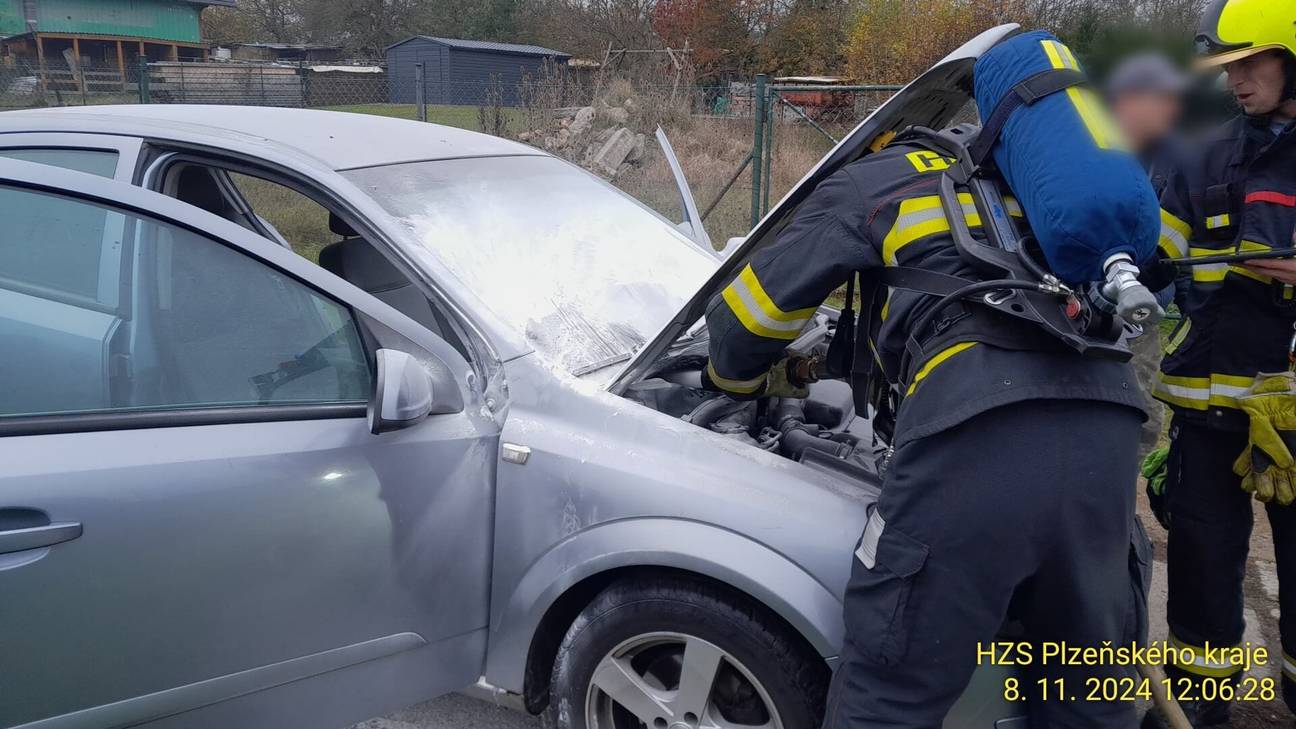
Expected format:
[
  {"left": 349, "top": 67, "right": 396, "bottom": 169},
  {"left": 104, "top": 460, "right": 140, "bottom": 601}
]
[{"left": 517, "top": 100, "right": 648, "bottom": 180}]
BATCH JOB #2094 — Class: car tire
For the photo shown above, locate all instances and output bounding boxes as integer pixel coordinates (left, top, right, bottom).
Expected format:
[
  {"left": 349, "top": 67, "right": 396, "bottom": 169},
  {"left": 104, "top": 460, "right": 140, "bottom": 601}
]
[{"left": 543, "top": 573, "right": 829, "bottom": 729}]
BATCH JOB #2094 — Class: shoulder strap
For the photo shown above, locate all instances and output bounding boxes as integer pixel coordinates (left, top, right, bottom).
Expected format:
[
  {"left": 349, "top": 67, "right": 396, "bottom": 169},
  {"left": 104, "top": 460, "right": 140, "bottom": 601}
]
[
  {"left": 968, "top": 68, "right": 1087, "bottom": 167},
  {"left": 879, "top": 266, "right": 976, "bottom": 297}
]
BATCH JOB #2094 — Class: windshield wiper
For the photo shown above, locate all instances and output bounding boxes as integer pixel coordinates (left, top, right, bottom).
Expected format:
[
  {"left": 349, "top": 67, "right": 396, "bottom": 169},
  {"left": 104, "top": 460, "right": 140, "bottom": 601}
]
[{"left": 572, "top": 352, "right": 633, "bottom": 377}]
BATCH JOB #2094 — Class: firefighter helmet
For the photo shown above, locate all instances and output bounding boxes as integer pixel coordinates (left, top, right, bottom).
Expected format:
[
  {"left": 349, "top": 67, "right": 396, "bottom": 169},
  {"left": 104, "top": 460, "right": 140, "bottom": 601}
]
[{"left": 1196, "top": 0, "right": 1296, "bottom": 68}]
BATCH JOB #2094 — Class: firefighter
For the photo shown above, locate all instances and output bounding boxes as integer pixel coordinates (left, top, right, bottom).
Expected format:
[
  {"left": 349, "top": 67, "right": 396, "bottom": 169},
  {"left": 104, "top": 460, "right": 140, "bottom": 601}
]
[
  {"left": 1146, "top": 0, "right": 1296, "bottom": 725},
  {"left": 701, "top": 54, "right": 1152, "bottom": 729}
]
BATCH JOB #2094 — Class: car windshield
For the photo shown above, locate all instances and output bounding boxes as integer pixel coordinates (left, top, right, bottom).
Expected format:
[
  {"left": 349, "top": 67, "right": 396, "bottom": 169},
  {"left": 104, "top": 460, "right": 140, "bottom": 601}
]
[{"left": 344, "top": 156, "right": 716, "bottom": 375}]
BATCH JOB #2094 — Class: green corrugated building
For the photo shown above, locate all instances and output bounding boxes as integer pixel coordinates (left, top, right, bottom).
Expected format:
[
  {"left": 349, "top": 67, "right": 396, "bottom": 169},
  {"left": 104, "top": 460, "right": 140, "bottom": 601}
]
[{"left": 1, "top": 0, "right": 235, "bottom": 73}]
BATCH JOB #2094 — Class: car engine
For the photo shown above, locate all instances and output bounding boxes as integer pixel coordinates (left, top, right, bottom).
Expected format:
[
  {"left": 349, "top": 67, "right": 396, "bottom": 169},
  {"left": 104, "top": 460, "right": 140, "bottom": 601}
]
[{"left": 623, "top": 313, "right": 885, "bottom": 489}]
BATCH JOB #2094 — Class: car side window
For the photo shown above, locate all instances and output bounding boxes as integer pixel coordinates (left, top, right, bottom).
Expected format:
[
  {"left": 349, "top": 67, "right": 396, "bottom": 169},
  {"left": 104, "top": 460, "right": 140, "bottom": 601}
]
[
  {"left": 162, "top": 162, "right": 477, "bottom": 363},
  {"left": 0, "top": 149, "right": 118, "bottom": 178},
  {"left": 0, "top": 185, "right": 372, "bottom": 421}
]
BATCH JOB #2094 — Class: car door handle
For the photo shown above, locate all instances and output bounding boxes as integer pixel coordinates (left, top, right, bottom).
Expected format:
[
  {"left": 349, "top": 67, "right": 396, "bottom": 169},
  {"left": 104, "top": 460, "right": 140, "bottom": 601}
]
[{"left": 0, "top": 522, "right": 82, "bottom": 555}]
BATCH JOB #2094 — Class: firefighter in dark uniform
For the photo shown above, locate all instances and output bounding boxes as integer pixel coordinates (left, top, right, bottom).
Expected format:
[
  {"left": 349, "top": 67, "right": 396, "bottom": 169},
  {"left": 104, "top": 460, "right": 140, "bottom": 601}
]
[
  {"left": 1147, "top": 1, "right": 1296, "bottom": 725},
  {"left": 701, "top": 43, "right": 1151, "bottom": 729}
]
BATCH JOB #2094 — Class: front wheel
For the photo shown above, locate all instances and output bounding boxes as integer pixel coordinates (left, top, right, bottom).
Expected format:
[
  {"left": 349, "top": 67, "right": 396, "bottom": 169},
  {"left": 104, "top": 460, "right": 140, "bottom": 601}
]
[{"left": 544, "top": 574, "right": 829, "bottom": 729}]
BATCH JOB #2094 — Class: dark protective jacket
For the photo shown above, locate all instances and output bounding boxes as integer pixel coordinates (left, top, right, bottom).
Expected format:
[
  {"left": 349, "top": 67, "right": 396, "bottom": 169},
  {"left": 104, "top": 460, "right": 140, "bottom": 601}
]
[
  {"left": 1155, "top": 116, "right": 1296, "bottom": 430},
  {"left": 702, "top": 141, "right": 1146, "bottom": 448}
]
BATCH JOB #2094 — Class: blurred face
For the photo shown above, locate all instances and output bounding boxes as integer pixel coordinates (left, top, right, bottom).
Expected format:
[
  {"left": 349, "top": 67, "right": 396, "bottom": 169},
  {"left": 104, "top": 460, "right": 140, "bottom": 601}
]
[
  {"left": 1225, "top": 50, "right": 1288, "bottom": 115},
  {"left": 1110, "top": 92, "right": 1182, "bottom": 152}
]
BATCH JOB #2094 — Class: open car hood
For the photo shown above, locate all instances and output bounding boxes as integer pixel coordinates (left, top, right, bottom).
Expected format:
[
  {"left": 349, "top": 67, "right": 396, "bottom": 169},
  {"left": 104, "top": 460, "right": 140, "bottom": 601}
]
[{"left": 608, "top": 23, "right": 1021, "bottom": 395}]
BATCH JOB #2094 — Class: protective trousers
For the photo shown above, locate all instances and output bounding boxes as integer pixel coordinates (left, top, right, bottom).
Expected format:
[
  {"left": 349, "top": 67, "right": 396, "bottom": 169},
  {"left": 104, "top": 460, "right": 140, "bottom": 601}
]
[
  {"left": 822, "top": 399, "right": 1148, "bottom": 729},
  {"left": 1163, "top": 416, "right": 1296, "bottom": 716}
]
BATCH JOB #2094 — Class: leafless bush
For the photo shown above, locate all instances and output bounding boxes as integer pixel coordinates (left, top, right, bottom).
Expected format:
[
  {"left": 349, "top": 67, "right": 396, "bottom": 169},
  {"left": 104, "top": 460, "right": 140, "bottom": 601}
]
[
  {"left": 477, "top": 74, "right": 509, "bottom": 137},
  {"left": 518, "top": 59, "right": 571, "bottom": 136}
]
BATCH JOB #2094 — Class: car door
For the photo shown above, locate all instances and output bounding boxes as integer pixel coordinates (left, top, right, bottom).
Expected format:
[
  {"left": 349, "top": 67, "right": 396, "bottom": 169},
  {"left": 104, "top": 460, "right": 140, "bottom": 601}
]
[{"left": 0, "top": 159, "right": 498, "bottom": 729}]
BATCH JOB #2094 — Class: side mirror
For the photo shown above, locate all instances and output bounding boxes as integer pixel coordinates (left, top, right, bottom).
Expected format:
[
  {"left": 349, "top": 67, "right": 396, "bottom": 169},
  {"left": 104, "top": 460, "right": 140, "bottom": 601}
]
[{"left": 368, "top": 349, "right": 435, "bottom": 434}]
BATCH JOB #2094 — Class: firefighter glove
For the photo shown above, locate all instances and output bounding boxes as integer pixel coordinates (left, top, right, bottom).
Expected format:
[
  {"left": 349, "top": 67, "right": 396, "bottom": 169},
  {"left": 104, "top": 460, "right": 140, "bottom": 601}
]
[
  {"left": 764, "top": 356, "right": 811, "bottom": 399},
  {"left": 1233, "top": 372, "right": 1296, "bottom": 506},
  {"left": 1142, "top": 446, "right": 1171, "bottom": 528}
]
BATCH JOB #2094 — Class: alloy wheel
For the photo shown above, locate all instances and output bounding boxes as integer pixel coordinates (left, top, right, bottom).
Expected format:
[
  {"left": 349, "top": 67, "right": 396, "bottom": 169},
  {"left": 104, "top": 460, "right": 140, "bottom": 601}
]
[{"left": 584, "top": 631, "right": 784, "bottom": 729}]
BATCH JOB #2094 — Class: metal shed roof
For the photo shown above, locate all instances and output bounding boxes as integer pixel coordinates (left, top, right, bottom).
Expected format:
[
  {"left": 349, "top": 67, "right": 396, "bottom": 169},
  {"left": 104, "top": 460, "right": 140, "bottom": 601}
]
[{"left": 386, "top": 36, "right": 570, "bottom": 58}]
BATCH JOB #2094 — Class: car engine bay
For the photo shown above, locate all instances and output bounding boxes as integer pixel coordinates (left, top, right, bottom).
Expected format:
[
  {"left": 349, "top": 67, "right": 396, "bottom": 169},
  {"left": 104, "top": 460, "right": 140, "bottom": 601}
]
[{"left": 622, "top": 312, "right": 885, "bottom": 489}]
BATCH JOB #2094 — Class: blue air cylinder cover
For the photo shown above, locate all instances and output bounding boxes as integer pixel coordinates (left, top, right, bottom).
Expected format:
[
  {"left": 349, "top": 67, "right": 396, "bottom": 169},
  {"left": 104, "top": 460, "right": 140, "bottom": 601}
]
[{"left": 973, "top": 30, "right": 1160, "bottom": 284}]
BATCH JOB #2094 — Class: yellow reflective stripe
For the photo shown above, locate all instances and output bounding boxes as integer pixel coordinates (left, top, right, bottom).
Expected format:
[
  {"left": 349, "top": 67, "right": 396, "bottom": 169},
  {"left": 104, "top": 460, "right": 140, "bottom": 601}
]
[
  {"left": 1187, "top": 247, "right": 1228, "bottom": 282},
  {"left": 1231, "top": 240, "right": 1274, "bottom": 283},
  {"left": 1153, "top": 373, "right": 1254, "bottom": 410},
  {"left": 1164, "top": 319, "right": 1191, "bottom": 355},
  {"left": 1230, "top": 265, "right": 1271, "bottom": 284},
  {"left": 1070, "top": 87, "right": 1120, "bottom": 149},
  {"left": 1158, "top": 209, "right": 1191, "bottom": 258},
  {"left": 1168, "top": 636, "right": 1245, "bottom": 678},
  {"left": 705, "top": 361, "right": 766, "bottom": 395},
  {"left": 906, "top": 342, "right": 978, "bottom": 396},
  {"left": 1041, "top": 38, "right": 1072, "bottom": 70},
  {"left": 1041, "top": 39, "right": 1122, "bottom": 150},
  {"left": 1206, "top": 213, "right": 1232, "bottom": 229},
  {"left": 721, "top": 264, "right": 817, "bottom": 340},
  {"left": 882, "top": 193, "right": 980, "bottom": 265},
  {"left": 1002, "top": 196, "right": 1024, "bottom": 218},
  {"left": 1189, "top": 241, "right": 1274, "bottom": 282},
  {"left": 880, "top": 289, "right": 892, "bottom": 321}
]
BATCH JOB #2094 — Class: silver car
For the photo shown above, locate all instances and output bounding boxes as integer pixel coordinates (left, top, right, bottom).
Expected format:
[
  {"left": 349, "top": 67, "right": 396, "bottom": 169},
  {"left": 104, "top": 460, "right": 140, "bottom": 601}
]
[{"left": 0, "top": 26, "right": 1027, "bottom": 729}]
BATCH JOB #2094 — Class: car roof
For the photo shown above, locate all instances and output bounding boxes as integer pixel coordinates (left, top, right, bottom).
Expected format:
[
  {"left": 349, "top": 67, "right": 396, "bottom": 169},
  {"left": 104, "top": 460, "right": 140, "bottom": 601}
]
[{"left": 0, "top": 105, "right": 545, "bottom": 170}]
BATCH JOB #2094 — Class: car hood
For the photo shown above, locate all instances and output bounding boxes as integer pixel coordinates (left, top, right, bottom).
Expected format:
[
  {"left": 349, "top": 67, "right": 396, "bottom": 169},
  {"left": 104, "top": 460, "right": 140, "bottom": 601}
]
[{"left": 608, "top": 23, "right": 1020, "bottom": 394}]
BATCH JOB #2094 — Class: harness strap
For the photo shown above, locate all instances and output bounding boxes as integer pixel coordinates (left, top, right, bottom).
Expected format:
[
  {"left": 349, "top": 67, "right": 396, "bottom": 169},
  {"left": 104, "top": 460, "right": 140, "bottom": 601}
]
[
  {"left": 824, "top": 273, "right": 857, "bottom": 378},
  {"left": 878, "top": 265, "right": 1074, "bottom": 390},
  {"left": 968, "top": 68, "right": 1087, "bottom": 166}
]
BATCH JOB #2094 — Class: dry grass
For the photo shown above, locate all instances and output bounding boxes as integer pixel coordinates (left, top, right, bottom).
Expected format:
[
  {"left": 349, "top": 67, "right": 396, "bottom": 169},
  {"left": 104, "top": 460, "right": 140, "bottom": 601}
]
[{"left": 615, "top": 116, "right": 835, "bottom": 247}]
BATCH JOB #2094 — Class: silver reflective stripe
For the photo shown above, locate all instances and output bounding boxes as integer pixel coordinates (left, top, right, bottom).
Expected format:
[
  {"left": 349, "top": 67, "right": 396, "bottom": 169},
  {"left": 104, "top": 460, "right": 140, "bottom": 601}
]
[
  {"left": 1160, "top": 222, "right": 1188, "bottom": 257},
  {"left": 726, "top": 275, "right": 813, "bottom": 334},
  {"left": 854, "top": 508, "right": 886, "bottom": 569},
  {"left": 896, "top": 205, "right": 948, "bottom": 229}
]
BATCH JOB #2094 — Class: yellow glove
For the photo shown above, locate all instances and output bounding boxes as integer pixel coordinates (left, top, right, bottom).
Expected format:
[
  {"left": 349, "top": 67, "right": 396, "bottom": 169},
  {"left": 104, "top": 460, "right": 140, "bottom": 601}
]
[{"left": 1233, "top": 372, "right": 1296, "bottom": 506}]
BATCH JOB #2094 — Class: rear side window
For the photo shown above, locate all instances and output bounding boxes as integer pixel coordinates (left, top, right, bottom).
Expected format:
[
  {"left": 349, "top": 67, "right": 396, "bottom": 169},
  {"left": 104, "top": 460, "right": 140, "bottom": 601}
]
[
  {"left": 0, "top": 149, "right": 117, "bottom": 178},
  {"left": 0, "top": 186, "right": 371, "bottom": 421}
]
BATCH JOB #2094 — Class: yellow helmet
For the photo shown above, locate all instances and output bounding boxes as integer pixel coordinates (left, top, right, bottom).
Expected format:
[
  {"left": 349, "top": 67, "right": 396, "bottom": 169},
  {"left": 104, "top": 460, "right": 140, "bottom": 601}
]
[{"left": 1196, "top": 0, "right": 1296, "bottom": 68}]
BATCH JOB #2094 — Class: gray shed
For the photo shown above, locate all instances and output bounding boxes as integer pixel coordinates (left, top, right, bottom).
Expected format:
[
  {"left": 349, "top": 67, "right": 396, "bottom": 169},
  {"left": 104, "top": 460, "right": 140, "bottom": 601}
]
[{"left": 385, "top": 36, "right": 571, "bottom": 106}]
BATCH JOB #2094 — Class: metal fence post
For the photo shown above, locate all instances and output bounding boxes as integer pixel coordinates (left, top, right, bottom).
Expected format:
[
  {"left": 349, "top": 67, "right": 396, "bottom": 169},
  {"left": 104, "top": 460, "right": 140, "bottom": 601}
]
[
  {"left": 750, "top": 73, "right": 766, "bottom": 230},
  {"left": 414, "top": 63, "right": 427, "bottom": 122},
  {"left": 299, "top": 60, "right": 309, "bottom": 108},
  {"left": 762, "top": 90, "right": 775, "bottom": 216},
  {"left": 138, "top": 57, "right": 150, "bottom": 103}
]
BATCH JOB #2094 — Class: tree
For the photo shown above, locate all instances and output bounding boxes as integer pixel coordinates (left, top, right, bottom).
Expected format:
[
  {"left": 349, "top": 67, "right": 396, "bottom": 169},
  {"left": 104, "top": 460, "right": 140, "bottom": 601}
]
[
  {"left": 759, "top": 0, "right": 853, "bottom": 75},
  {"left": 202, "top": 6, "right": 260, "bottom": 45},
  {"left": 652, "top": 0, "right": 755, "bottom": 78},
  {"left": 845, "top": 0, "right": 1030, "bottom": 83},
  {"left": 237, "top": 0, "right": 306, "bottom": 42}
]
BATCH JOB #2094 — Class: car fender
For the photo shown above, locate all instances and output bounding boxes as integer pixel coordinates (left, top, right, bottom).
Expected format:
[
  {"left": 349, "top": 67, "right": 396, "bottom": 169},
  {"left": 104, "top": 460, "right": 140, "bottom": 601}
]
[{"left": 482, "top": 516, "right": 844, "bottom": 694}]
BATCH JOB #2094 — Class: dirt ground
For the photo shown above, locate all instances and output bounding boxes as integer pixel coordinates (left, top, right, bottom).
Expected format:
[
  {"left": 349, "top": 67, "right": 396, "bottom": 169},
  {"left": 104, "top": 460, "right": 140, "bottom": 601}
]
[{"left": 1137, "top": 486, "right": 1291, "bottom": 728}]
